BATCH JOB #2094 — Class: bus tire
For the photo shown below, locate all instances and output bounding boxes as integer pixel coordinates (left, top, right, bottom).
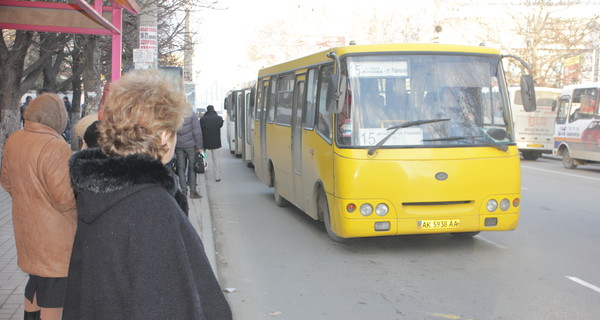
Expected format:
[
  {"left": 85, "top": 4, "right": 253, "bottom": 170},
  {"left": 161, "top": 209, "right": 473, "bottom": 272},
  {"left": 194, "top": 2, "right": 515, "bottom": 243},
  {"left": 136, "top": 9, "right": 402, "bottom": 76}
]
[
  {"left": 562, "top": 149, "right": 577, "bottom": 169},
  {"left": 521, "top": 151, "right": 539, "bottom": 161},
  {"left": 318, "top": 188, "right": 349, "bottom": 243},
  {"left": 450, "top": 232, "right": 480, "bottom": 238},
  {"left": 272, "top": 169, "right": 288, "bottom": 207}
]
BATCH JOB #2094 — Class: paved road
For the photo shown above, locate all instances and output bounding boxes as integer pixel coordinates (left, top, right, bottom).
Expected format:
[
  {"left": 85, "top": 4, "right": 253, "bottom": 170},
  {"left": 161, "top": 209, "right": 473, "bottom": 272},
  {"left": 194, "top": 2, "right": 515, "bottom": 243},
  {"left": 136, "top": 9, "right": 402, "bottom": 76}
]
[{"left": 210, "top": 154, "right": 600, "bottom": 320}]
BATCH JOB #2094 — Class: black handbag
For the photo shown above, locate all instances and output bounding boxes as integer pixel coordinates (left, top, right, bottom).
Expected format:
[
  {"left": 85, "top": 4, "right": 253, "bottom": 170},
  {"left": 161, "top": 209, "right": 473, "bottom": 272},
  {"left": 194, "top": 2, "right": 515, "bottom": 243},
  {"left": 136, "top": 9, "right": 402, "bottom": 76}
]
[{"left": 194, "top": 151, "right": 205, "bottom": 174}]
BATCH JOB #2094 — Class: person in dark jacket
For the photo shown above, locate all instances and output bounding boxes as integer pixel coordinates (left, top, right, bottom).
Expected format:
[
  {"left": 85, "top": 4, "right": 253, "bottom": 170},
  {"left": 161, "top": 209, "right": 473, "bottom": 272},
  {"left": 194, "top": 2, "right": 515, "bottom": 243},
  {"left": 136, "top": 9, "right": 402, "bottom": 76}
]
[
  {"left": 63, "top": 70, "right": 231, "bottom": 320},
  {"left": 20, "top": 95, "right": 32, "bottom": 128},
  {"left": 200, "top": 105, "right": 224, "bottom": 182},
  {"left": 175, "top": 111, "right": 203, "bottom": 198}
]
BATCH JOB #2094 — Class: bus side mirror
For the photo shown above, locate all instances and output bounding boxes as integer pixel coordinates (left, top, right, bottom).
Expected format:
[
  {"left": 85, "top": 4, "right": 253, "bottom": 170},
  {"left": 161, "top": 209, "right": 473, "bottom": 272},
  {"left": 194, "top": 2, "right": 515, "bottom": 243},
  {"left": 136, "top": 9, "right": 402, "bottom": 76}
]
[
  {"left": 551, "top": 99, "right": 557, "bottom": 112},
  {"left": 326, "top": 74, "right": 347, "bottom": 114},
  {"left": 520, "top": 75, "right": 536, "bottom": 112}
]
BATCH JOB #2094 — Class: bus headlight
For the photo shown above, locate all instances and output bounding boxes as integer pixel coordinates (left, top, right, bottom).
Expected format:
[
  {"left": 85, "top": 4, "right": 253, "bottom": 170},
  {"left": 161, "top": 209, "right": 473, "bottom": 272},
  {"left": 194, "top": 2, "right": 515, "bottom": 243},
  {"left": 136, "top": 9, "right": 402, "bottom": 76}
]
[
  {"left": 375, "top": 203, "right": 389, "bottom": 216},
  {"left": 486, "top": 199, "right": 498, "bottom": 212},
  {"left": 500, "top": 198, "right": 511, "bottom": 211},
  {"left": 360, "top": 204, "right": 373, "bottom": 216}
]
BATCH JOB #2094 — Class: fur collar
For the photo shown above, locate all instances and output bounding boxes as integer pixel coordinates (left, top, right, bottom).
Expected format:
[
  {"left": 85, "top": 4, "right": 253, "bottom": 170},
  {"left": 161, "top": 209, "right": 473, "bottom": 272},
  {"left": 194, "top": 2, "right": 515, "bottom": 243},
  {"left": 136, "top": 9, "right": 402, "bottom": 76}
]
[{"left": 69, "top": 148, "right": 177, "bottom": 195}]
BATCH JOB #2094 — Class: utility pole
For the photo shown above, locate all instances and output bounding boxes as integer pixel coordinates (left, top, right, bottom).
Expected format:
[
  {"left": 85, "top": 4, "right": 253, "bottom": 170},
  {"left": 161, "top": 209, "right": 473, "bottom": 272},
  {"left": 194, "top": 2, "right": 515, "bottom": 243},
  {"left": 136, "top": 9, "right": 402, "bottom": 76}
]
[
  {"left": 184, "top": 7, "right": 197, "bottom": 108},
  {"left": 135, "top": 4, "right": 158, "bottom": 69}
]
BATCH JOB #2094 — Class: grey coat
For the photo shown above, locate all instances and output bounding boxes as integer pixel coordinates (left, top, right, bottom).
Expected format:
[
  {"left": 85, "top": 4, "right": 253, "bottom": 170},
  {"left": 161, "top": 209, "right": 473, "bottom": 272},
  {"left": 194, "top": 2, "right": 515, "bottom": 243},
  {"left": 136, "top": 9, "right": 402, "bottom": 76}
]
[{"left": 176, "top": 113, "right": 203, "bottom": 149}]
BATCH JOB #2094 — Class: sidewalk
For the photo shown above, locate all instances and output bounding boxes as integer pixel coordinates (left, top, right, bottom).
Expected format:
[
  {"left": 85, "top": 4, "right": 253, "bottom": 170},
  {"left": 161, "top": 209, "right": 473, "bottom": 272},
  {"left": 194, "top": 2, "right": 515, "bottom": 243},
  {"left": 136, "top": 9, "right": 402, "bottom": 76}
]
[{"left": 0, "top": 174, "right": 214, "bottom": 319}]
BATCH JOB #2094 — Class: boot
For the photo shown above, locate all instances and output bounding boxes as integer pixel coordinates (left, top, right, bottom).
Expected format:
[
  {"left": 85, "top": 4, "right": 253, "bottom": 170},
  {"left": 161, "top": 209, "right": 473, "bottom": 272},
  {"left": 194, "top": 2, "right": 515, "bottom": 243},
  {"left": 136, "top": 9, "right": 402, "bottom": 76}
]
[
  {"left": 190, "top": 191, "right": 202, "bottom": 199},
  {"left": 24, "top": 310, "right": 40, "bottom": 320}
]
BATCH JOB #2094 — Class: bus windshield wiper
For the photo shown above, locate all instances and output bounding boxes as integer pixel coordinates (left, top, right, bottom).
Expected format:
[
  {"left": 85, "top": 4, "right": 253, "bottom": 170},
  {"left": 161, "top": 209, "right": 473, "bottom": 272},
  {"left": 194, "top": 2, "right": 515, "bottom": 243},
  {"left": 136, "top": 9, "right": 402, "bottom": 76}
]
[
  {"left": 367, "top": 119, "right": 450, "bottom": 155},
  {"left": 423, "top": 135, "right": 509, "bottom": 152}
]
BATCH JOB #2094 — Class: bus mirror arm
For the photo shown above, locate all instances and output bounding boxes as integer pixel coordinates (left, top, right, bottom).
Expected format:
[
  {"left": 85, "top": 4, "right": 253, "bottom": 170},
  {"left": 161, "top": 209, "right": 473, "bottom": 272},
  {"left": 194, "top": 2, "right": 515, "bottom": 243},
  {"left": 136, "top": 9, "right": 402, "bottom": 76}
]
[
  {"left": 327, "top": 52, "right": 346, "bottom": 114},
  {"left": 502, "top": 54, "right": 537, "bottom": 112}
]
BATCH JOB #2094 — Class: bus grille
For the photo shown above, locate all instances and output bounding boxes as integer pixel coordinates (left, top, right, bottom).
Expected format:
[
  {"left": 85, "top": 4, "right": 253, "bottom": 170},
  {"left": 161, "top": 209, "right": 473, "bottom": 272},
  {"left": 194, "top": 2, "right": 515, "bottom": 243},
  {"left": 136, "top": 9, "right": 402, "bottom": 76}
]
[{"left": 402, "top": 201, "right": 472, "bottom": 206}]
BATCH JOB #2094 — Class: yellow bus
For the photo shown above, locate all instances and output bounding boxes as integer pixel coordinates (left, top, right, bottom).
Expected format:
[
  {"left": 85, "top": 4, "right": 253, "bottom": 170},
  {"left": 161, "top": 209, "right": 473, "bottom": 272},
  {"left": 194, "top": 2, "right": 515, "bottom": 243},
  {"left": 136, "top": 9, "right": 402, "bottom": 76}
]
[{"left": 252, "top": 43, "right": 535, "bottom": 242}]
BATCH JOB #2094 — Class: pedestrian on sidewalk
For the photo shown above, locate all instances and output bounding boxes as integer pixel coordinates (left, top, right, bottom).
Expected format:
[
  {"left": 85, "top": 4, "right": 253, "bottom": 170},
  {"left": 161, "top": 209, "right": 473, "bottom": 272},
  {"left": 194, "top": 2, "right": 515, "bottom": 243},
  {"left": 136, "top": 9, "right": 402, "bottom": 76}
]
[
  {"left": 175, "top": 110, "right": 204, "bottom": 199},
  {"left": 63, "top": 69, "right": 232, "bottom": 320},
  {"left": 200, "top": 105, "right": 224, "bottom": 182},
  {"left": 1, "top": 93, "right": 77, "bottom": 320}
]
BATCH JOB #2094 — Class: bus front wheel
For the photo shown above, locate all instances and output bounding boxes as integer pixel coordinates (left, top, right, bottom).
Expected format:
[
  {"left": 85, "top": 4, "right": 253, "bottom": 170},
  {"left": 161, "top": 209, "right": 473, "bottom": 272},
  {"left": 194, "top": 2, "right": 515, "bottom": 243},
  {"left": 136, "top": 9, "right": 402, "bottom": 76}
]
[
  {"left": 562, "top": 149, "right": 578, "bottom": 169},
  {"left": 318, "top": 188, "right": 349, "bottom": 243}
]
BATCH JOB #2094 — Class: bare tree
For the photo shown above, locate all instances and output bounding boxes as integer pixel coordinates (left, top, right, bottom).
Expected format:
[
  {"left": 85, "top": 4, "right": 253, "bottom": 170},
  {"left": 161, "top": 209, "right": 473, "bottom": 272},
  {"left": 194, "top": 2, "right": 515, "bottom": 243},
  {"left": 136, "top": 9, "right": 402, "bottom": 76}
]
[
  {"left": 0, "top": 30, "right": 72, "bottom": 150},
  {"left": 477, "top": 0, "right": 599, "bottom": 87},
  {"left": 365, "top": 10, "right": 422, "bottom": 43}
]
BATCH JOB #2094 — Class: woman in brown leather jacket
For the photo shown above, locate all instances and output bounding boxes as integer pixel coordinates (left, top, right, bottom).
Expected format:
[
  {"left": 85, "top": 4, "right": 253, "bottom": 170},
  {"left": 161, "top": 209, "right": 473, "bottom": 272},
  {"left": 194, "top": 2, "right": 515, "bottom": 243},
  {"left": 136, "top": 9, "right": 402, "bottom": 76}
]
[{"left": 1, "top": 93, "right": 77, "bottom": 320}]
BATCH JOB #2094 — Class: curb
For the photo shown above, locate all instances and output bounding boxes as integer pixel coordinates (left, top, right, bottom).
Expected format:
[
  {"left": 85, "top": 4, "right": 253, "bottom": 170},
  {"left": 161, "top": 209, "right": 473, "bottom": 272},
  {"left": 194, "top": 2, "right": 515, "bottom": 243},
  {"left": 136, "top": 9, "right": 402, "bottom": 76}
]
[{"left": 188, "top": 173, "right": 219, "bottom": 280}]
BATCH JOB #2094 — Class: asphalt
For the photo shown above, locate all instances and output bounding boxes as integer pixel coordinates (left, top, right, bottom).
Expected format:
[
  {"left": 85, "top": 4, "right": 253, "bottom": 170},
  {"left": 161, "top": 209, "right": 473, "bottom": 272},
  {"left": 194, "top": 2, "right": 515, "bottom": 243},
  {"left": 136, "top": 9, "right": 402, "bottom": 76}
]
[{"left": 0, "top": 173, "right": 216, "bottom": 319}]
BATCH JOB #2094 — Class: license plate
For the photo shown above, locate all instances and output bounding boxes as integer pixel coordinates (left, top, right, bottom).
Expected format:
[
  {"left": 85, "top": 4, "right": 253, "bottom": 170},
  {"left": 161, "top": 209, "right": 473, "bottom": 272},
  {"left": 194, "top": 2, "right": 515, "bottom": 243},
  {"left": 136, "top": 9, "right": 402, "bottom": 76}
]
[
  {"left": 526, "top": 144, "right": 543, "bottom": 148},
  {"left": 418, "top": 219, "right": 460, "bottom": 230}
]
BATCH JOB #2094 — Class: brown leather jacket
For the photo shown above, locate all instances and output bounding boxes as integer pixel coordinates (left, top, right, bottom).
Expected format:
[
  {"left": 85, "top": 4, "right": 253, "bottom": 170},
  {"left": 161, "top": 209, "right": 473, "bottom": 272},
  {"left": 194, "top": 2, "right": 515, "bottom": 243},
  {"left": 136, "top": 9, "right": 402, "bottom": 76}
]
[{"left": 1, "top": 121, "right": 77, "bottom": 277}]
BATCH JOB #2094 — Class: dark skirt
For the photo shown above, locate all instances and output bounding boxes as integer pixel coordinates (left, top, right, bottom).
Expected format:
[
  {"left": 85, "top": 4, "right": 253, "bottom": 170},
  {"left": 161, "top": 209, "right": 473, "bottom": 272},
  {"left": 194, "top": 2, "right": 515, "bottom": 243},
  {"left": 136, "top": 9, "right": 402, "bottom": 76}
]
[{"left": 25, "top": 275, "right": 67, "bottom": 308}]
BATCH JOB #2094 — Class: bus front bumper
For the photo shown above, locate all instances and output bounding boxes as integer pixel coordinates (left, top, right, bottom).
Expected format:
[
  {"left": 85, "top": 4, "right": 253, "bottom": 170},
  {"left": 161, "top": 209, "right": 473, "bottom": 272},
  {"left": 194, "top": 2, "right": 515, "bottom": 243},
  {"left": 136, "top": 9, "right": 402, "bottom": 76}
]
[{"left": 333, "top": 213, "right": 519, "bottom": 238}]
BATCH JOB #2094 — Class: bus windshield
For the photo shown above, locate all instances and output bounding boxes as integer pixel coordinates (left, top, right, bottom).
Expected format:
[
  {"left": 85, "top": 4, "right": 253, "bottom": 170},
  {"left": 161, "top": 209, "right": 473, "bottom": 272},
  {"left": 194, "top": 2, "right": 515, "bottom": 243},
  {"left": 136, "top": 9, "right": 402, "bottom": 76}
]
[{"left": 336, "top": 54, "right": 512, "bottom": 149}]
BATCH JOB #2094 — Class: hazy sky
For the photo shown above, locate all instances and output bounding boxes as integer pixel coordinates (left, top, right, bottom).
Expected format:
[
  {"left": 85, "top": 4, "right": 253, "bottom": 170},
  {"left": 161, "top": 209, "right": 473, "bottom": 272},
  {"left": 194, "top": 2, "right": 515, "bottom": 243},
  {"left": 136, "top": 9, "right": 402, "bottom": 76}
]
[
  {"left": 190, "top": 0, "right": 600, "bottom": 108},
  {"left": 192, "top": 0, "right": 438, "bottom": 107}
]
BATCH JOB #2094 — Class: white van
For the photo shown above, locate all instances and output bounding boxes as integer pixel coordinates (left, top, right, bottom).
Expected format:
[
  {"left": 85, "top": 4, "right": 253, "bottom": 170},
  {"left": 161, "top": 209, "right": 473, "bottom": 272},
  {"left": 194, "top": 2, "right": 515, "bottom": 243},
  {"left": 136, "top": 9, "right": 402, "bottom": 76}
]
[{"left": 509, "top": 87, "right": 561, "bottom": 160}]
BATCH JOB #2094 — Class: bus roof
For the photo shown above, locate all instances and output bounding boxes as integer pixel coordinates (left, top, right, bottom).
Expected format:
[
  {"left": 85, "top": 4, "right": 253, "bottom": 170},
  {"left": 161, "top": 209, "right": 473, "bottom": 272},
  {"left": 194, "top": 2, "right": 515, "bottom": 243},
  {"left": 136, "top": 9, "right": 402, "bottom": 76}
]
[
  {"left": 258, "top": 43, "right": 502, "bottom": 77},
  {"left": 559, "top": 82, "right": 600, "bottom": 95}
]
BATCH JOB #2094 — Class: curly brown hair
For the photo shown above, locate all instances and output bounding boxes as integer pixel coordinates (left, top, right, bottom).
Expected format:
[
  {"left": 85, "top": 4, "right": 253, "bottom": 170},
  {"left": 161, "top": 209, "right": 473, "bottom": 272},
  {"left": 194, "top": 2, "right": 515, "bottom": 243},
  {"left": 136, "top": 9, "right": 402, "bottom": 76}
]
[{"left": 97, "top": 70, "right": 190, "bottom": 160}]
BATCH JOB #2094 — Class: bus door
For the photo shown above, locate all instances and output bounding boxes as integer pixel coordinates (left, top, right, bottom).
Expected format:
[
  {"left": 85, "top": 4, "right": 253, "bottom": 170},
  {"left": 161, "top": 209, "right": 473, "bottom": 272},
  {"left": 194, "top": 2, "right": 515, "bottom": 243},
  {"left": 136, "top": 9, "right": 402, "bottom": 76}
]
[
  {"left": 235, "top": 91, "right": 244, "bottom": 157},
  {"left": 243, "top": 88, "right": 253, "bottom": 163},
  {"left": 292, "top": 74, "right": 306, "bottom": 208},
  {"left": 254, "top": 79, "right": 271, "bottom": 185}
]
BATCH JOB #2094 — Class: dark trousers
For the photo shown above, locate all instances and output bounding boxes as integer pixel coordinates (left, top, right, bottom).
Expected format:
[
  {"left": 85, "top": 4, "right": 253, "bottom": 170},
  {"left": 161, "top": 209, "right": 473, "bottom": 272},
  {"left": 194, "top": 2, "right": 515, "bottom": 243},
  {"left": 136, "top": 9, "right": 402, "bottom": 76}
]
[{"left": 175, "top": 147, "right": 197, "bottom": 194}]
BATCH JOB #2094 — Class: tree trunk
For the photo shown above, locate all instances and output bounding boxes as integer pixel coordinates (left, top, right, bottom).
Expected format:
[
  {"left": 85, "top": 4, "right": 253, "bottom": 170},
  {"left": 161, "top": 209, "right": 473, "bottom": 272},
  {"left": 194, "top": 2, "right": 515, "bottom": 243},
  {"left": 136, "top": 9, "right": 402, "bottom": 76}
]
[
  {"left": 83, "top": 35, "right": 102, "bottom": 116},
  {"left": 0, "top": 31, "right": 32, "bottom": 155}
]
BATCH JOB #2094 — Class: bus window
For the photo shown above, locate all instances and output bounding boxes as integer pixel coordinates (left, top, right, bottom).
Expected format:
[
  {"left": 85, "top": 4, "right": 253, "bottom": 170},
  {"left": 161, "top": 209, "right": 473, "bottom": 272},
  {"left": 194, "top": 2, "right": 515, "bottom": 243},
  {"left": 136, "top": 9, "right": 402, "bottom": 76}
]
[
  {"left": 569, "top": 88, "right": 598, "bottom": 122},
  {"left": 267, "top": 78, "right": 277, "bottom": 123},
  {"left": 255, "top": 79, "right": 264, "bottom": 123},
  {"left": 316, "top": 65, "right": 333, "bottom": 141},
  {"left": 275, "top": 73, "right": 294, "bottom": 126},
  {"left": 336, "top": 54, "right": 511, "bottom": 148},
  {"left": 304, "top": 68, "right": 317, "bottom": 130},
  {"left": 556, "top": 98, "right": 569, "bottom": 124}
]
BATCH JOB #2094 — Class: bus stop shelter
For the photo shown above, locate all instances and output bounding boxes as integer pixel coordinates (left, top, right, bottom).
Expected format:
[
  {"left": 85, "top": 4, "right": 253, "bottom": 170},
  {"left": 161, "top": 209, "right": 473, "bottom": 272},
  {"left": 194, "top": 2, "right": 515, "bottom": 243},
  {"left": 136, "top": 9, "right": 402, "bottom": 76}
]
[{"left": 0, "top": 0, "right": 141, "bottom": 82}]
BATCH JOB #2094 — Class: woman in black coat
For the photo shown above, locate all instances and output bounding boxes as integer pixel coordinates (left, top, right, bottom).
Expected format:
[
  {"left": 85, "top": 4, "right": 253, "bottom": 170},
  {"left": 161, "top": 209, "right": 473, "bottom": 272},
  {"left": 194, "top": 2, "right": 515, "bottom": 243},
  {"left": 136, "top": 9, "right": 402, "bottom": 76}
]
[{"left": 64, "top": 70, "right": 231, "bottom": 320}]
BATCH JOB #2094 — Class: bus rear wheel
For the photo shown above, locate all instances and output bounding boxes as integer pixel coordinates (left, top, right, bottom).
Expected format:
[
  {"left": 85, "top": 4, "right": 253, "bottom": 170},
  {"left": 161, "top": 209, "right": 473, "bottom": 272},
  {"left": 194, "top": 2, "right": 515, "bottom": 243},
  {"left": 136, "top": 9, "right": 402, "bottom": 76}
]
[
  {"left": 562, "top": 149, "right": 577, "bottom": 169},
  {"left": 318, "top": 188, "right": 349, "bottom": 243}
]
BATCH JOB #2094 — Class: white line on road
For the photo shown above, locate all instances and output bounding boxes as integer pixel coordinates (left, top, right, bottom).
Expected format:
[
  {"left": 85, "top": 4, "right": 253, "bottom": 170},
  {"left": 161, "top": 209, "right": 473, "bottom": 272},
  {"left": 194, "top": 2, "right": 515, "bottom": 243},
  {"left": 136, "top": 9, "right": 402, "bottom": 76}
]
[
  {"left": 521, "top": 165, "right": 600, "bottom": 182},
  {"left": 476, "top": 236, "right": 508, "bottom": 249},
  {"left": 566, "top": 276, "right": 600, "bottom": 294}
]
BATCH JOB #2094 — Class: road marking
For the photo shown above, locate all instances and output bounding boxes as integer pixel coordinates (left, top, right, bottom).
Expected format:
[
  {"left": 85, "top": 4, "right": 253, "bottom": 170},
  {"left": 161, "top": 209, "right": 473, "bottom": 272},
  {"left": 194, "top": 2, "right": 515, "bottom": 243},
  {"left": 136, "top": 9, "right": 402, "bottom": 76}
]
[
  {"left": 521, "top": 165, "right": 600, "bottom": 182},
  {"left": 427, "top": 313, "right": 462, "bottom": 319},
  {"left": 476, "top": 236, "right": 508, "bottom": 249},
  {"left": 566, "top": 276, "right": 600, "bottom": 294}
]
